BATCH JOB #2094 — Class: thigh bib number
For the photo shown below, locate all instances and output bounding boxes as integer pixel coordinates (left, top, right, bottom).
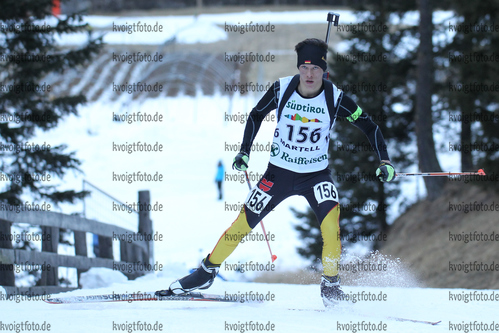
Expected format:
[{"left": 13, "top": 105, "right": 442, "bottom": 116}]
[
  {"left": 313, "top": 181, "right": 339, "bottom": 204},
  {"left": 245, "top": 187, "right": 272, "bottom": 215}
]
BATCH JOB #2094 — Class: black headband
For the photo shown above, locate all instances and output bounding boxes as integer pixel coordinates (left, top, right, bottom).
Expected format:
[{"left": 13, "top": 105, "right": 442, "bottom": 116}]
[{"left": 296, "top": 43, "right": 327, "bottom": 71}]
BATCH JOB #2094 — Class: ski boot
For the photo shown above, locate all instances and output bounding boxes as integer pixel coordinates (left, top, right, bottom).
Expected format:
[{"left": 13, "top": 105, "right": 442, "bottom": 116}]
[
  {"left": 321, "top": 274, "right": 348, "bottom": 307},
  {"left": 155, "top": 254, "right": 220, "bottom": 297}
]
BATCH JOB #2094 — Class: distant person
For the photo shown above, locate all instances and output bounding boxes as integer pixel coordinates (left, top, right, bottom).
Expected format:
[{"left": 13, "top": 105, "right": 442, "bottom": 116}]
[
  {"left": 157, "top": 38, "right": 395, "bottom": 307},
  {"left": 215, "top": 160, "right": 224, "bottom": 200}
]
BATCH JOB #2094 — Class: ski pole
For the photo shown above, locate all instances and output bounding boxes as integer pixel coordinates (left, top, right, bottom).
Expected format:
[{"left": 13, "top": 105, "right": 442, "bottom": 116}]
[
  {"left": 325, "top": 12, "right": 340, "bottom": 44},
  {"left": 323, "top": 12, "right": 340, "bottom": 80},
  {"left": 395, "top": 169, "right": 486, "bottom": 177},
  {"left": 244, "top": 170, "right": 277, "bottom": 263}
]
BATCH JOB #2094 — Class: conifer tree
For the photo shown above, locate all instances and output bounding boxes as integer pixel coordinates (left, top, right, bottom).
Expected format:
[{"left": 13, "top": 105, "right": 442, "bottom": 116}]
[
  {"left": 0, "top": 0, "right": 102, "bottom": 285},
  {"left": 434, "top": 0, "right": 499, "bottom": 189}
]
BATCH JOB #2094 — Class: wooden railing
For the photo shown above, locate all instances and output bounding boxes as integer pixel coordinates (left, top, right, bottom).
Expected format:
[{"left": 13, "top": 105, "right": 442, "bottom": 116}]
[{"left": 0, "top": 190, "right": 153, "bottom": 297}]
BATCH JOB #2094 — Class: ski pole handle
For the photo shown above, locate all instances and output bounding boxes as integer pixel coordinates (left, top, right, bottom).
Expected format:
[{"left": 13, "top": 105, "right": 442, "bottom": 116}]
[
  {"left": 324, "top": 12, "right": 340, "bottom": 80},
  {"left": 325, "top": 12, "right": 340, "bottom": 44}
]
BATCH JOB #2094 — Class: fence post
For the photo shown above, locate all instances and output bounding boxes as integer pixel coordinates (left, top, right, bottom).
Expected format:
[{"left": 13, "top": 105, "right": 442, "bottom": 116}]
[
  {"left": 98, "top": 235, "right": 113, "bottom": 259},
  {"left": 0, "top": 219, "right": 15, "bottom": 286},
  {"left": 73, "top": 231, "right": 87, "bottom": 287},
  {"left": 120, "top": 240, "right": 137, "bottom": 264},
  {"left": 138, "top": 190, "right": 152, "bottom": 268},
  {"left": 120, "top": 240, "right": 128, "bottom": 263},
  {"left": 40, "top": 226, "right": 59, "bottom": 286}
]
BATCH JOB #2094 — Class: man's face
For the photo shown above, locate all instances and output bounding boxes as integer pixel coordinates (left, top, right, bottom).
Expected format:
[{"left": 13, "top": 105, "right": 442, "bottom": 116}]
[{"left": 298, "top": 64, "right": 324, "bottom": 96}]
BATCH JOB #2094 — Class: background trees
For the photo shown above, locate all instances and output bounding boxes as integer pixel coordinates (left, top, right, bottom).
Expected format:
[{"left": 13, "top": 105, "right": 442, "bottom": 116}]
[{"left": 294, "top": 0, "right": 498, "bottom": 266}]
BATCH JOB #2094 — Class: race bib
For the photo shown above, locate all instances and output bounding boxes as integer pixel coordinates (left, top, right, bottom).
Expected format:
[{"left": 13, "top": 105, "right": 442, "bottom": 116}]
[
  {"left": 245, "top": 187, "right": 272, "bottom": 215},
  {"left": 313, "top": 181, "right": 339, "bottom": 204}
]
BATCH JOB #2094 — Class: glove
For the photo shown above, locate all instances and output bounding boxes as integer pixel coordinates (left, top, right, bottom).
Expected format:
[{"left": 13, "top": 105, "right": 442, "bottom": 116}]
[
  {"left": 232, "top": 151, "right": 249, "bottom": 171},
  {"left": 376, "top": 161, "right": 395, "bottom": 182}
]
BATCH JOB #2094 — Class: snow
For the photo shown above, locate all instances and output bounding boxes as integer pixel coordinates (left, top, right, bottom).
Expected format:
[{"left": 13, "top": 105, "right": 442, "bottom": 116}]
[
  {"left": 51, "top": 10, "right": 453, "bottom": 46},
  {"left": 33, "top": 93, "right": 313, "bottom": 281},
  {"left": 1, "top": 8, "right": 494, "bottom": 333},
  {"left": 79, "top": 268, "right": 128, "bottom": 289},
  {"left": 0, "top": 267, "right": 497, "bottom": 332}
]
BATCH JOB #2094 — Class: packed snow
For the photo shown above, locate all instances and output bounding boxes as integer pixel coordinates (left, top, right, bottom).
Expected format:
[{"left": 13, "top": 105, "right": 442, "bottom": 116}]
[{"left": 1, "top": 266, "right": 497, "bottom": 333}]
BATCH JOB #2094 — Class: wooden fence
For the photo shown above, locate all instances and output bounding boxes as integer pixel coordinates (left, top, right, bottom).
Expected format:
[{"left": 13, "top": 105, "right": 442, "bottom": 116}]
[{"left": 0, "top": 190, "right": 153, "bottom": 297}]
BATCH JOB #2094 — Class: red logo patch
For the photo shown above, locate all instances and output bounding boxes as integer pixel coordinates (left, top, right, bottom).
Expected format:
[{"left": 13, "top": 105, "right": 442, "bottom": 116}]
[{"left": 258, "top": 178, "right": 274, "bottom": 192}]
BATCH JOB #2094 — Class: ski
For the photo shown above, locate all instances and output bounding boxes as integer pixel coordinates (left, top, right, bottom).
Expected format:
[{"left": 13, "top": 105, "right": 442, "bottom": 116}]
[
  {"left": 287, "top": 308, "right": 441, "bottom": 325},
  {"left": 45, "top": 292, "right": 440, "bottom": 325},
  {"left": 44, "top": 291, "right": 259, "bottom": 304},
  {"left": 386, "top": 316, "right": 441, "bottom": 325},
  {"left": 44, "top": 291, "right": 157, "bottom": 304}
]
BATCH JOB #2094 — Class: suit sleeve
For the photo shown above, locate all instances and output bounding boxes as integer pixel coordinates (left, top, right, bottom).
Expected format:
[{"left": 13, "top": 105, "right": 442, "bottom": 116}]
[
  {"left": 239, "top": 81, "right": 280, "bottom": 154},
  {"left": 336, "top": 94, "right": 390, "bottom": 162}
]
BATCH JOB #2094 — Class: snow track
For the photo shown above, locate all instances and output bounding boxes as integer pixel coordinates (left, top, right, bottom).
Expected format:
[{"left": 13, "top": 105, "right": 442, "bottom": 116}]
[{"left": 1, "top": 272, "right": 495, "bottom": 333}]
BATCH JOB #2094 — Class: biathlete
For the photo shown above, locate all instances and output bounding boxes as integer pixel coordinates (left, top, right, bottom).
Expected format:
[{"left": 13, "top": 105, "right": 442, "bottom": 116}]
[{"left": 156, "top": 38, "right": 395, "bottom": 307}]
